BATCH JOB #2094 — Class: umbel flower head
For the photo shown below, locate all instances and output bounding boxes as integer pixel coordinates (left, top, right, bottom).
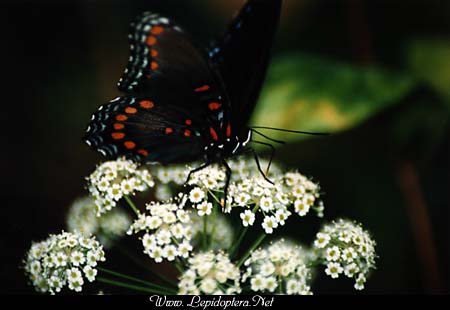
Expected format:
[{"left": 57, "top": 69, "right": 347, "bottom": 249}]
[
  {"left": 242, "top": 239, "right": 313, "bottom": 295},
  {"left": 178, "top": 251, "right": 241, "bottom": 295},
  {"left": 179, "top": 158, "right": 323, "bottom": 234},
  {"left": 24, "top": 231, "right": 105, "bottom": 294},
  {"left": 312, "top": 218, "right": 377, "bottom": 290},
  {"left": 127, "top": 201, "right": 192, "bottom": 263},
  {"left": 150, "top": 157, "right": 281, "bottom": 202},
  {"left": 66, "top": 196, "right": 131, "bottom": 248},
  {"left": 87, "top": 157, "right": 155, "bottom": 216}
]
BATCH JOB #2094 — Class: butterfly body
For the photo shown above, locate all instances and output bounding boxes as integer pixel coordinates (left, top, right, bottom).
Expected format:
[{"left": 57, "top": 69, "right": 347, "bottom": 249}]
[{"left": 84, "top": 0, "right": 282, "bottom": 171}]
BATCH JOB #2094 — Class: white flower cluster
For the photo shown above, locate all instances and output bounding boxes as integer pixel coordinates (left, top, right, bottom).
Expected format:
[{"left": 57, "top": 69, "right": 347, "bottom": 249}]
[
  {"left": 312, "top": 218, "right": 377, "bottom": 290},
  {"left": 87, "top": 158, "right": 155, "bottom": 216},
  {"left": 178, "top": 251, "right": 241, "bottom": 295},
  {"left": 233, "top": 171, "right": 323, "bottom": 234},
  {"left": 182, "top": 162, "right": 323, "bottom": 234},
  {"left": 242, "top": 239, "right": 313, "bottom": 295},
  {"left": 126, "top": 201, "right": 192, "bottom": 263},
  {"left": 24, "top": 231, "right": 105, "bottom": 294},
  {"left": 188, "top": 211, "right": 234, "bottom": 251},
  {"left": 150, "top": 158, "right": 281, "bottom": 202},
  {"left": 66, "top": 196, "right": 131, "bottom": 248}
]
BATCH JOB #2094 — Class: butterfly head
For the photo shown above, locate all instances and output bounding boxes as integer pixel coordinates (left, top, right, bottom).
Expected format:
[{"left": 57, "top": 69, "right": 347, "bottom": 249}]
[{"left": 204, "top": 128, "right": 252, "bottom": 162}]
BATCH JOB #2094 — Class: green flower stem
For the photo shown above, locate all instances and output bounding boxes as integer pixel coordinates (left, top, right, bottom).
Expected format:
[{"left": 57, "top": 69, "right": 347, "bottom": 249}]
[
  {"left": 115, "top": 243, "right": 176, "bottom": 287},
  {"left": 230, "top": 227, "right": 248, "bottom": 258},
  {"left": 124, "top": 195, "right": 140, "bottom": 216},
  {"left": 208, "top": 189, "right": 222, "bottom": 205},
  {"left": 98, "top": 267, "right": 177, "bottom": 294},
  {"left": 97, "top": 277, "right": 169, "bottom": 295},
  {"left": 230, "top": 205, "right": 259, "bottom": 258},
  {"left": 237, "top": 234, "right": 266, "bottom": 267},
  {"left": 209, "top": 203, "right": 218, "bottom": 249},
  {"left": 174, "top": 259, "right": 184, "bottom": 273},
  {"left": 202, "top": 215, "right": 207, "bottom": 251}
]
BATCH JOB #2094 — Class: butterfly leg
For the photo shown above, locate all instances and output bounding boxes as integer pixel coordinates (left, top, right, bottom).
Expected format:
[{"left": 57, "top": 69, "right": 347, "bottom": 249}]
[
  {"left": 178, "top": 162, "right": 211, "bottom": 207},
  {"left": 185, "top": 161, "right": 211, "bottom": 184},
  {"left": 250, "top": 140, "right": 276, "bottom": 175},
  {"left": 251, "top": 148, "right": 274, "bottom": 185},
  {"left": 222, "top": 160, "right": 232, "bottom": 210}
]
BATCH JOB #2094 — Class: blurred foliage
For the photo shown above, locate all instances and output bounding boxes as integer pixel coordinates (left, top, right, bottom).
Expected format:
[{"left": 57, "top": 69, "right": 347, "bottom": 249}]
[
  {"left": 407, "top": 38, "right": 450, "bottom": 105},
  {"left": 251, "top": 53, "right": 418, "bottom": 143}
]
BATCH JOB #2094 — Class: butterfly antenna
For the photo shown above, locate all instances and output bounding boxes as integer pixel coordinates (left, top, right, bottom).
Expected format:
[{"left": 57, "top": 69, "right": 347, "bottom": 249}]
[
  {"left": 250, "top": 126, "right": 330, "bottom": 136},
  {"left": 251, "top": 129, "right": 286, "bottom": 144}
]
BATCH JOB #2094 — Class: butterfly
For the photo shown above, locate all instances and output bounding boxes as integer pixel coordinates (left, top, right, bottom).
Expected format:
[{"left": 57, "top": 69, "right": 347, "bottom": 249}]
[{"left": 83, "top": 0, "right": 283, "bottom": 201}]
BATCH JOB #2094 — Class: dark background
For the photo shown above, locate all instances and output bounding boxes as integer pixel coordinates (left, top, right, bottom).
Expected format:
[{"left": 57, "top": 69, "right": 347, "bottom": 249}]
[{"left": 1, "top": 0, "right": 448, "bottom": 294}]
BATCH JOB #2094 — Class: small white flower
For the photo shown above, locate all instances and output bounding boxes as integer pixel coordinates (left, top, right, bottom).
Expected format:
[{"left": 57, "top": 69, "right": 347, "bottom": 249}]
[
  {"left": 313, "top": 233, "right": 330, "bottom": 248},
  {"left": 259, "top": 196, "right": 273, "bottom": 212},
  {"left": 235, "top": 193, "right": 251, "bottom": 206},
  {"left": 189, "top": 187, "right": 205, "bottom": 203},
  {"left": 344, "top": 263, "right": 359, "bottom": 278},
  {"left": 162, "top": 212, "right": 177, "bottom": 224},
  {"left": 200, "top": 278, "right": 217, "bottom": 294},
  {"left": 156, "top": 229, "right": 172, "bottom": 245},
  {"left": 294, "top": 199, "right": 310, "bottom": 216},
  {"left": 83, "top": 265, "right": 97, "bottom": 282},
  {"left": 265, "top": 276, "right": 278, "bottom": 292},
  {"left": 240, "top": 210, "right": 255, "bottom": 227},
  {"left": 286, "top": 279, "right": 300, "bottom": 295},
  {"left": 326, "top": 246, "right": 341, "bottom": 261},
  {"left": 250, "top": 275, "right": 267, "bottom": 291},
  {"left": 163, "top": 245, "right": 178, "bottom": 261},
  {"left": 146, "top": 216, "right": 162, "bottom": 230},
  {"left": 260, "top": 262, "right": 275, "bottom": 276},
  {"left": 196, "top": 201, "right": 212, "bottom": 216},
  {"left": 262, "top": 216, "right": 278, "bottom": 234},
  {"left": 275, "top": 209, "right": 290, "bottom": 226},
  {"left": 342, "top": 247, "right": 357, "bottom": 262},
  {"left": 178, "top": 241, "right": 193, "bottom": 258},
  {"left": 70, "top": 251, "right": 85, "bottom": 267},
  {"left": 325, "top": 262, "right": 343, "bottom": 279}
]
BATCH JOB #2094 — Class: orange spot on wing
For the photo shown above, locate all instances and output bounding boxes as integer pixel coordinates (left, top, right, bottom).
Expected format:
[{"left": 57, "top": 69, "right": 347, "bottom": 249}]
[
  {"left": 114, "top": 123, "right": 125, "bottom": 130},
  {"left": 210, "top": 127, "right": 218, "bottom": 141},
  {"left": 150, "top": 26, "right": 164, "bottom": 35},
  {"left": 194, "top": 85, "right": 210, "bottom": 92},
  {"left": 124, "top": 141, "right": 136, "bottom": 150},
  {"left": 116, "top": 114, "right": 128, "bottom": 121},
  {"left": 111, "top": 132, "right": 125, "bottom": 140},
  {"left": 165, "top": 127, "right": 173, "bottom": 135},
  {"left": 185, "top": 119, "right": 192, "bottom": 125},
  {"left": 226, "top": 122, "right": 231, "bottom": 137},
  {"left": 137, "top": 149, "right": 149, "bottom": 157},
  {"left": 125, "top": 107, "right": 137, "bottom": 114},
  {"left": 151, "top": 61, "right": 159, "bottom": 70},
  {"left": 208, "top": 102, "right": 221, "bottom": 110},
  {"left": 139, "top": 100, "right": 154, "bottom": 109},
  {"left": 184, "top": 129, "right": 191, "bottom": 137},
  {"left": 146, "top": 36, "right": 157, "bottom": 46},
  {"left": 151, "top": 49, "right": 158, "bottom": 57}
]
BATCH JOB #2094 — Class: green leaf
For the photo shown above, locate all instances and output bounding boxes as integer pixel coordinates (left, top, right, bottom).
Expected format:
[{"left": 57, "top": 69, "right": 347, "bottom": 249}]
[
  {"left": 406, "top": 39, "right": 450, "bottom": 105},
  {"left": 250, "top": 53, "right": 417, "bottom": 143}
]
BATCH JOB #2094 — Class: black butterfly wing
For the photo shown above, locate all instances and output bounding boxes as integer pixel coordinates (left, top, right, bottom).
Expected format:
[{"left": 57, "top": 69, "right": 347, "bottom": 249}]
[
  {"left": 118, "top": 11, "right": 221, "bottom": 102},
  {"left": 84, "top": 95, "right": 206, "bottom": 164},
  {"left": 209, "top": 0, "right": 282, "bottom": 134},
  {"left": 84, "top": 13, "right": 229, "bottom": 164}
]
